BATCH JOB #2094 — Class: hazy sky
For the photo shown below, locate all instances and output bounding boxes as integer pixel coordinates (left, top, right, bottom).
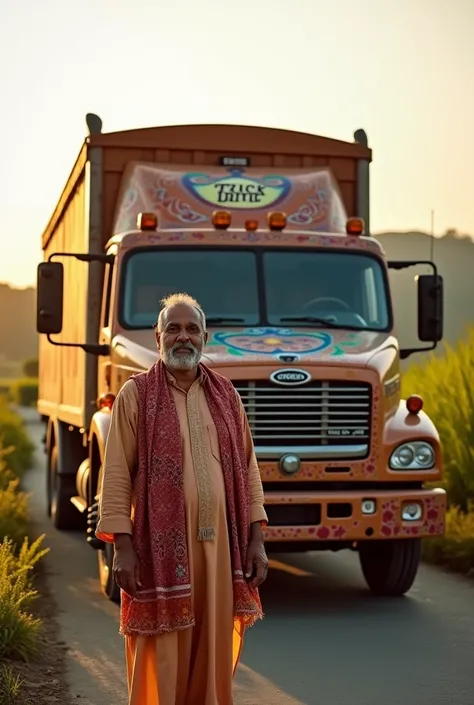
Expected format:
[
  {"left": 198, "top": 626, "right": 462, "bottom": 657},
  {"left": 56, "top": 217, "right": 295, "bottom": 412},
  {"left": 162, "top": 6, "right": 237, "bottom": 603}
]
[{"left": 0, "top": 0, "right": 472, "bottom": 288}]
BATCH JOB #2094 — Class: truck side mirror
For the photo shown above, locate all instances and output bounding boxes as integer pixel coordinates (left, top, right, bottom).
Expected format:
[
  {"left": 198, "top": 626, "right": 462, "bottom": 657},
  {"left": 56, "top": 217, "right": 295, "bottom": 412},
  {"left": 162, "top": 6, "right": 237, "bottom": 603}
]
[
  {"left": 417, "top": 273, "right": 443, "bottom": 342},
  {"left": 36, "top": 262, "right": 64, "bottom": 335}
]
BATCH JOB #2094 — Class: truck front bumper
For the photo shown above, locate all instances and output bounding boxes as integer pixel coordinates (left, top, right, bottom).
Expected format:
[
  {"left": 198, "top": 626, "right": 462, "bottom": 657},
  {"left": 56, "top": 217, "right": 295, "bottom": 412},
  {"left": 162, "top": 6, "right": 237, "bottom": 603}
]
[{"left": 262, "top": 488, "right": 446, "bottom": 543}]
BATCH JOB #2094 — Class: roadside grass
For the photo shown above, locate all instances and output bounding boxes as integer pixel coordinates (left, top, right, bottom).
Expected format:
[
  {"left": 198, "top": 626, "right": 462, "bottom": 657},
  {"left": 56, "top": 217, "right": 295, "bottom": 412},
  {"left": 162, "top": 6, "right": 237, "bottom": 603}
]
[
  {"left": 0, "top": 662, "right": 22, "bottom": 705},
  {"left": 0, "top": 398, "right": 50, "bottom": 704},
  {"left": 403, "top": 327, "right": 474, "bottom": 576},
  {"left": 0, "top": 537, "right": 48, "bottom": 662}
]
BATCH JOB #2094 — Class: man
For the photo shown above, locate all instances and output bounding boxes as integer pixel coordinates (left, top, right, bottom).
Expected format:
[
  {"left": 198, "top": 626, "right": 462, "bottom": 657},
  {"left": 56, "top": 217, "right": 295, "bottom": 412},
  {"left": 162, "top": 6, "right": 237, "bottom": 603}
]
[{"left": 96, "top": 292, "right": 268, "bottom": 705}]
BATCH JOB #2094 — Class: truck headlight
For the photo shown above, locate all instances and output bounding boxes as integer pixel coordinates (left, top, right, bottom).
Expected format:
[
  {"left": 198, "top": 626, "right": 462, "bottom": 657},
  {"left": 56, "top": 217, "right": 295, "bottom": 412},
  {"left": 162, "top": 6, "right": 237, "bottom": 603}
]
[{"left": 389, "top": 441, "right": 435, "bottom": 470}]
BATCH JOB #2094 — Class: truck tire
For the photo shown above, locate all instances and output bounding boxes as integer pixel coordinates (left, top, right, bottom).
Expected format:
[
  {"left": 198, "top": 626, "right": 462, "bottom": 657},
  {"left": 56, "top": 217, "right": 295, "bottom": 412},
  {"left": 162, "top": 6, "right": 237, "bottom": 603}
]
[
  {"left": 50, "top": 446, "right": 84, "bottom": 531},
  {"left": 98, "top": 543, "right": 121, "bottom": 603},
  {"left": 46, "top": 452, "right": 52, "bottom": 518},
  {"left": 359, "top": 538, "right": 421, "bottom": 597}
]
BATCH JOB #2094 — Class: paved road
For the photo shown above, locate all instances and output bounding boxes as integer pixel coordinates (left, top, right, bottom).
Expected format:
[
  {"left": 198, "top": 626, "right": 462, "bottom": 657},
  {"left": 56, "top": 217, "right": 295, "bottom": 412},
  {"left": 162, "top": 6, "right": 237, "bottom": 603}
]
[{"left": 22, "top": 411, "right": 474, "bottom": 705}]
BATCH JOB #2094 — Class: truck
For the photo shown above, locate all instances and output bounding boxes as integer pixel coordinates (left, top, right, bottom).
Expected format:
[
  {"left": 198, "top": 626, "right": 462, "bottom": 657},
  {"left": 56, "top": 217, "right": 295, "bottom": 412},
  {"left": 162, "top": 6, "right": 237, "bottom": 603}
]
[{"left": 36, "top": 113, "right": 446, "bottom": 603}]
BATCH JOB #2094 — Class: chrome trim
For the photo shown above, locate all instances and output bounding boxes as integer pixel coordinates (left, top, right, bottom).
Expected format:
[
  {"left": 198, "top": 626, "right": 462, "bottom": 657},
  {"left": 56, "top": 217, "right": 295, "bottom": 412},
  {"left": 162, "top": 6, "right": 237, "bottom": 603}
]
[
  {"left": 254, "top": 444, "right": 369, "bottom": 460},
  {"left": 234, "top": 380, "right": 371, "bottom": 457},
  {"left": 384, "top": 373, "right": 401, "bottom": 397}
]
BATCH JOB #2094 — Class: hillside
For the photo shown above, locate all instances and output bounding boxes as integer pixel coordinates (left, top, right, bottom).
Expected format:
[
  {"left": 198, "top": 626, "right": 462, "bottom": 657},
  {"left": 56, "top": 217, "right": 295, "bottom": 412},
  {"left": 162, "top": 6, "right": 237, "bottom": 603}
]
[
  {"left": 0, "top": 283, "right": 37, "bottom": 376},
  {"left": 0, "top": 230, "right": 472, "bottom": 373}
]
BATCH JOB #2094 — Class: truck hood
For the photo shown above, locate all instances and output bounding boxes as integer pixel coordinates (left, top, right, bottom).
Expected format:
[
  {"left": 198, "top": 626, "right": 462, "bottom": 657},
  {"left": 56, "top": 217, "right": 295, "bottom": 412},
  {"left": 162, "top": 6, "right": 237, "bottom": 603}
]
[{"left": 113, "top": 326, "right": 398, "bottom": 372}]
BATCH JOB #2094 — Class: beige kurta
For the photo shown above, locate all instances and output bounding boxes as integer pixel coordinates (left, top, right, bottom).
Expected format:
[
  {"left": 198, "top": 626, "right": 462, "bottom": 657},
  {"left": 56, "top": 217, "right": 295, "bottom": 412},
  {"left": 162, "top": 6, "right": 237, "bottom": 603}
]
[{"left": 96, "top": 371, "right": 267, "bottom": 705}]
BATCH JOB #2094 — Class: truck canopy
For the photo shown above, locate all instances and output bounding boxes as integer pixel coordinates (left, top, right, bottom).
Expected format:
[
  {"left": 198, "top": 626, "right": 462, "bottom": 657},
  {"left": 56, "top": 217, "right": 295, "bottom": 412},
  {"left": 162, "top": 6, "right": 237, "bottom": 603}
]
[
  {"left": 41, "top": 120, "right": 371, "bottom": 252},
  {"left": 112, "top": 162, "right": 349, "bottom": 235}
]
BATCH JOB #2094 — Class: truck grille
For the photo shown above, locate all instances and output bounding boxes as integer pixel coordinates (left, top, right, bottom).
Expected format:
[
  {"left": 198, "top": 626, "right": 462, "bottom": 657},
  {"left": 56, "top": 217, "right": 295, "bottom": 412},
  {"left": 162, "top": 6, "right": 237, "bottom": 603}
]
[{"left": 233, "top": 381, "right": 372, "bottom": 454}]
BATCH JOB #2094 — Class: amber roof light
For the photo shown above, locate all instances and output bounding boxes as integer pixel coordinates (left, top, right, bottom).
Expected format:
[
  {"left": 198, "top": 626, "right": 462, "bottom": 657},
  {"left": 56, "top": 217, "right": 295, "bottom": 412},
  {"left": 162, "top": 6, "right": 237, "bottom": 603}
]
[
  {"left": 245, "top": 219, "right": 259, "bottom": 232},
  {"left": 267, "top": 211, "right": 287, "bottom": 231},
  {"left": 137, "top": 212, "right": 158, "bottom": 230},
  {"left": 346, "top": 217, "right": 365, "bottom": 236},
  {"left": 212, "top": 210, "right": 232, "bottom": 230}
]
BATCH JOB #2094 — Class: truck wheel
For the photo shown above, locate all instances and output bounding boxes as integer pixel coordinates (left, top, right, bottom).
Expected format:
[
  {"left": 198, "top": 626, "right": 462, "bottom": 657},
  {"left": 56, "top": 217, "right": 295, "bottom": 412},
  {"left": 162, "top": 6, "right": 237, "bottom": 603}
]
[
  {"left": 98, "top": 543, "right": 121, "bottom": 603},
  {"left": 359, "top": 538, "right": 421, "bottom": 596},
  {"left": 50, "top": 446, "right": 84, "bottom": 531}
]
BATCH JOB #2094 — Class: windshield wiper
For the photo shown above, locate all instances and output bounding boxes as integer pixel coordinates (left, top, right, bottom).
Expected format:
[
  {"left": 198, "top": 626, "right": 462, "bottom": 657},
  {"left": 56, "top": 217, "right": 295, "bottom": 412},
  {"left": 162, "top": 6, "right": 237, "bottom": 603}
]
[
  {"left": 206, "top": 317, "right": 246, "bottom": 324},
  {"left": 279, "top": 316, "right": 368, "bottom": 331},
  {"left": 280, "top": 316, "right": 343, "bottom": 328}
]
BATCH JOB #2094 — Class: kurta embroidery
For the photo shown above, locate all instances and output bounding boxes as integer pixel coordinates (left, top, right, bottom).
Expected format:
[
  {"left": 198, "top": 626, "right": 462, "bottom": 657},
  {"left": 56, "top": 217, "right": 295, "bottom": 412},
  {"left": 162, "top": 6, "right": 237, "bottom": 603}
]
[{"left": 186, "top": 380, "right": 216, "bottom": 542}]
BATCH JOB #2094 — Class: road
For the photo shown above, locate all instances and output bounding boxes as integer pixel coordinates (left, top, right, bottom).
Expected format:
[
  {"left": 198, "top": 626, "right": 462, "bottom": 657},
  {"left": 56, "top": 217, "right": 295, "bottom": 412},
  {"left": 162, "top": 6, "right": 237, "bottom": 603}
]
[{"left": 21, "top": 410, "right": 474, "bottom": 705}]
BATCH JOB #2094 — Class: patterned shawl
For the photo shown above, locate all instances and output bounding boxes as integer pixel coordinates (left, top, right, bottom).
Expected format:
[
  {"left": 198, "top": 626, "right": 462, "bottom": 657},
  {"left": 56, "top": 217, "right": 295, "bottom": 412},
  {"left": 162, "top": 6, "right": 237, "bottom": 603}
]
[{"left": 119, "top": 360, "right": 263, "bottom": 637}]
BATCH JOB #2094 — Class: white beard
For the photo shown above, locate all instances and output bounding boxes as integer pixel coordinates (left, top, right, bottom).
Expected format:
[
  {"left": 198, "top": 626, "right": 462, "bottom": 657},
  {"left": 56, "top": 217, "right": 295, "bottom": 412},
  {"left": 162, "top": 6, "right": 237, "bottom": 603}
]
[{"left": 162, "top": 342, "right": 202, "bottom": 370}]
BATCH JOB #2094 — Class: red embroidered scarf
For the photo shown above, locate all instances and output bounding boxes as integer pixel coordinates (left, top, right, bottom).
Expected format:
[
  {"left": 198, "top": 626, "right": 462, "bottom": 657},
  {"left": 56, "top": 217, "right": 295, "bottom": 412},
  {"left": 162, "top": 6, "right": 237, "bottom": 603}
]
[{"left": 119, "top": 360, "right": 263, "bottom": 637}]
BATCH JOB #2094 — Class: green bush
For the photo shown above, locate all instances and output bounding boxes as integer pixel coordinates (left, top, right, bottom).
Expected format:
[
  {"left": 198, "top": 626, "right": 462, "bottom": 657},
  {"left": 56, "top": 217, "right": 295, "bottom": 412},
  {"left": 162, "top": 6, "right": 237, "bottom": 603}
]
[
  {"left": 0, "top": 449, "right": 16, "bottom": 492},
  {"left": 8, "top": 378, "right": 38, "bottom": 408},
  {"left": 423, "top": 505, "right": 474, "bottom": 573},
  {"left": 0, "top": 401, "right": 33, "bottom": 548},
  {"left": 0, "top": 399, "right": 34, "bottom": 478},
  {"left": 0, "top": 476, "right": 29, "bottom": 549},
  {"left": 0, "top": 535, "right": 49, "bottom": 662},
  {"left": 402, "top": 328, "right": 474, "bottom": 511},
  {"left": 0, "top": 406, "right": 50, "bottom": 703},
  {"left": 22, "top": 358, "right": 38, "bottom": 379}
]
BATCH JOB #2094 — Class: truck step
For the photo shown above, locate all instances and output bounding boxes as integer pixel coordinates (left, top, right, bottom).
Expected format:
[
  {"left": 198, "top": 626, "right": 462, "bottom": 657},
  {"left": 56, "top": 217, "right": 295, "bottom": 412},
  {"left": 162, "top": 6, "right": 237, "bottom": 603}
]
[{"left": 70, "top": 496, "right": 88, "bottom": 513}]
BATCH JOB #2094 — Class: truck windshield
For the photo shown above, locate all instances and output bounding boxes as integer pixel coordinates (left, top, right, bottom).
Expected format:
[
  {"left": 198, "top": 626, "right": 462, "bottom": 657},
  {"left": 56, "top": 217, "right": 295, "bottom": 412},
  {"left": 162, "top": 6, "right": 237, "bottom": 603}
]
[{"left": 121, "top": 249, "right": 390, "bottom": 330}]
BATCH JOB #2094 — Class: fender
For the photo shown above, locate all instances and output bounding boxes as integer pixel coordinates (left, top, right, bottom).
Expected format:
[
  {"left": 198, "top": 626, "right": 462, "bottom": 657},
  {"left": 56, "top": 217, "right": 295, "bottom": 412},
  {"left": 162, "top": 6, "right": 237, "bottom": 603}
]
[
  {"left": 385, "top": 399, "right": 440, "bottom": 443},
  {"left": 88, "top": 409, "right": 113, "bottom": 504},
  {"left": 88, "top": 408, "right": 113, "bottom": 460},
  {"left": 382, "top": 399, "right": 443, "bottom": 481}
]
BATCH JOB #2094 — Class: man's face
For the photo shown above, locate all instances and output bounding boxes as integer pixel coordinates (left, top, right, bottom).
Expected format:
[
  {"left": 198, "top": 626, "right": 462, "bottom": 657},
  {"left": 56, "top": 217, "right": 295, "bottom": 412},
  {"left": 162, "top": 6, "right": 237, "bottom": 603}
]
[{"left": 157, "top": 303, "right": 208, "bottom": 371}]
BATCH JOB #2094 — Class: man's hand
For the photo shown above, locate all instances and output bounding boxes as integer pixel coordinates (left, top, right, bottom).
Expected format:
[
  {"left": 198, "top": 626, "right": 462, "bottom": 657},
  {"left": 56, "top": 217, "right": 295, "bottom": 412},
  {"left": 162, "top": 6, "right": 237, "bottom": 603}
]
[
  {"left": 113, "top": 534, "right": 142, "bottom": 597},
  {"left": 245, "top": 523, "right": 268, "bottom": 589}
]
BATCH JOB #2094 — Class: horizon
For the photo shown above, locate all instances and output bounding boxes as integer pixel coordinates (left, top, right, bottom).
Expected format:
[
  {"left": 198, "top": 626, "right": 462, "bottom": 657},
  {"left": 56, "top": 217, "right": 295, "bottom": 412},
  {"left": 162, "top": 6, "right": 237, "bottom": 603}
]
[{"left": 4, "top": 227, "right": 471, "bottom": 292}]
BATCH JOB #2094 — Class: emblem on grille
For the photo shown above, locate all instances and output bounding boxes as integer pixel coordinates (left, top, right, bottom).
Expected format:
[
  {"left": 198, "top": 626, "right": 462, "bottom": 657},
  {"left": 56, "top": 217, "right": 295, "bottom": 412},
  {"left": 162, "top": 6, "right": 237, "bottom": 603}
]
[{"left": 270, "top": 368, "right": 312, "bottom": 386}]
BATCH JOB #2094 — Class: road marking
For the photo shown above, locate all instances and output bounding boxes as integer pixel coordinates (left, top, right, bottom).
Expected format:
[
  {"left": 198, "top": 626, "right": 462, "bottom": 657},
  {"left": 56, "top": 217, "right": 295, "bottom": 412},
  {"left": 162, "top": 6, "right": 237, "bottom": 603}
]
[{"left": 268, "top": 559, "right": 312, "bottom": 577}]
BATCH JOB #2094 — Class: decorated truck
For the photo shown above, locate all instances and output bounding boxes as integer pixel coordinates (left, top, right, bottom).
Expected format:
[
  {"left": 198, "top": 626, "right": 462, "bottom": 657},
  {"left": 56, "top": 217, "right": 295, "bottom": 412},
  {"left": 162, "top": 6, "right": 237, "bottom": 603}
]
[{"left": 36, "top": 113, "right": 445, "bottom": 602}]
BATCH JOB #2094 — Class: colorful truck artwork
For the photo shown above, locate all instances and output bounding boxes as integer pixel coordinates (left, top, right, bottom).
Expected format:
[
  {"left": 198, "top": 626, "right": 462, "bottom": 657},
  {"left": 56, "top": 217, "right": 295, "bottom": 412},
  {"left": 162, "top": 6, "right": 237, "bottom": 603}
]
[{"left": 205, "top": 328, "right": 364, "bottom": 357}]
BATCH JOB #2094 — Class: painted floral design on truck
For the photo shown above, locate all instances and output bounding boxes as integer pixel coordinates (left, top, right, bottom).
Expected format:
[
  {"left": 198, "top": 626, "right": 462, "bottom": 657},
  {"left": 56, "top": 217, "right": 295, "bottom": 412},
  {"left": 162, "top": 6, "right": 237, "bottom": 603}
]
[{"left": 206, "top": 327, "right": 363, "bottom": 357}]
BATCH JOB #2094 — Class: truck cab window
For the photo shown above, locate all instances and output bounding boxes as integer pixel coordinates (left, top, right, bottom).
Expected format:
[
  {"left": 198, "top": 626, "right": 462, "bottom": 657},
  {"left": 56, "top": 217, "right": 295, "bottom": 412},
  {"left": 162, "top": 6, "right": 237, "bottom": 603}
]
[
  {"left": 263, "top": 251, "right": 390, "bottom": 330},
  {"left": 121, "top": 250, "right": 259, "bottom": 328}
]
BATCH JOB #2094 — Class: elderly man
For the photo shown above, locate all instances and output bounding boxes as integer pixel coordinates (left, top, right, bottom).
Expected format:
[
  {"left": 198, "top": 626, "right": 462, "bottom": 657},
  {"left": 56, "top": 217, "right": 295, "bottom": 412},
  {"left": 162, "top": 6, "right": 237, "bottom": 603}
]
[{"left": 96, "top": 293, "right": 268, "bottom": 705}]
